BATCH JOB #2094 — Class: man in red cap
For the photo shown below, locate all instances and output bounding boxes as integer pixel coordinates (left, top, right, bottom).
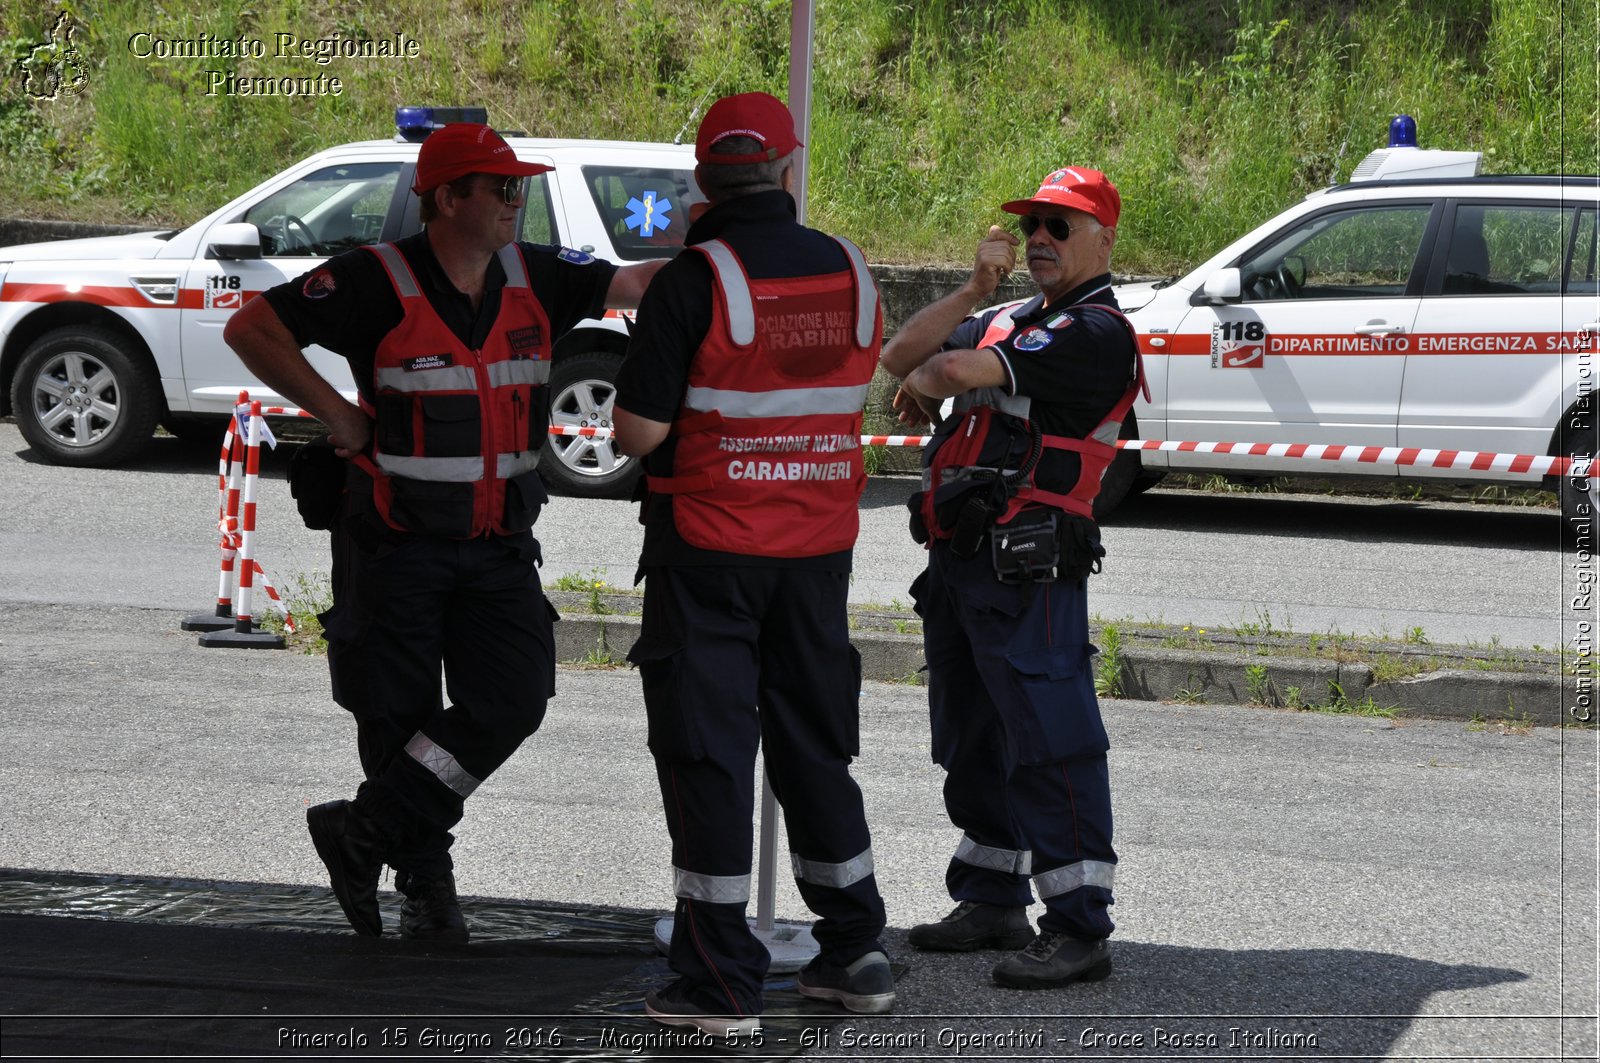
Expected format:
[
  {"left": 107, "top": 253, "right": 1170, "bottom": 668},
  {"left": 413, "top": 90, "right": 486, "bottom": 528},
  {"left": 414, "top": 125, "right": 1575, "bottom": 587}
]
[
  {"left": 613, "top": 92, "right": 893, "bottom": 1034},
  {"left": 880, "top": 167, "right": 1143, "bottom": 988},
  {"left": 225, "top": 124, "right": 664, "bottom": 943}
]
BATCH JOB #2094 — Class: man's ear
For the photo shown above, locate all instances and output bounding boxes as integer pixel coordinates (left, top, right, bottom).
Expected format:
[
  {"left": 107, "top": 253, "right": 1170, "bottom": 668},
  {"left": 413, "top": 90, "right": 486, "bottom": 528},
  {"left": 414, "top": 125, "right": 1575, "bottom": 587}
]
[{"left": 780, "top": 159, "right": 796, "bottom": 194}]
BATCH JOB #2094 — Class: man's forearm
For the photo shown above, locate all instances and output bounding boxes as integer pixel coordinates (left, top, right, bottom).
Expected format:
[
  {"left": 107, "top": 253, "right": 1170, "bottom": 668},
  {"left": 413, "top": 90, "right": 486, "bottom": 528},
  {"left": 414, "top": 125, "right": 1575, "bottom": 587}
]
[{"left": 880, "top": 281, "right": 987, "bottom": 378}]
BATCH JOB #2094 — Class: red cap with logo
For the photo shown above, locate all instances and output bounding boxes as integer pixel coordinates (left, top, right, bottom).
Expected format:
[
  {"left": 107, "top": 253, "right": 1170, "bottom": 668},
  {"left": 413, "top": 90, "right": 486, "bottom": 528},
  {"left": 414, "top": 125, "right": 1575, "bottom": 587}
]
[
  {"left": 695, "top": 92, "right": 802, "bottom": 165},
  {"left": 412, "top": 123, "right": 552, "bottom": 192},
  {"left": 1001, "top": 166, "right": 1120, "bottom": 227}
]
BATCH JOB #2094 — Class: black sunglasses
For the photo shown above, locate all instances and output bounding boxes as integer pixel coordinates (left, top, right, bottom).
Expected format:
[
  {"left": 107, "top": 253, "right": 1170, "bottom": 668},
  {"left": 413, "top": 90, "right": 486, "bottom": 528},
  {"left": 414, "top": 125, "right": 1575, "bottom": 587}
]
[
  {"left": 470, "top": 175, "right": 525, "bottom": 205},
  {"left": 1018, "top": 214, "right": 1080, "bottom": 241}
]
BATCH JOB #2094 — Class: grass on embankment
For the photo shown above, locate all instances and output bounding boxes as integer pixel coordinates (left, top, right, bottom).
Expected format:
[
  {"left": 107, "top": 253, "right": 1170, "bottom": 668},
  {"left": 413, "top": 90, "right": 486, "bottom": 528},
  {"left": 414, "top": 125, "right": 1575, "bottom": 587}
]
[{"left": 3, "top": 0, "right": 1593, "bottom": 270}]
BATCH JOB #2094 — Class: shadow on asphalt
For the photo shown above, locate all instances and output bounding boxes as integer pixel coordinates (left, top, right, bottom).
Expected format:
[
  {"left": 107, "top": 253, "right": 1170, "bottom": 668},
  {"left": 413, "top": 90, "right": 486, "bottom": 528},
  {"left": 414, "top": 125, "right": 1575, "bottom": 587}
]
[{"left": 1107, "top": 487, "right": 1560, "bottom": 552}]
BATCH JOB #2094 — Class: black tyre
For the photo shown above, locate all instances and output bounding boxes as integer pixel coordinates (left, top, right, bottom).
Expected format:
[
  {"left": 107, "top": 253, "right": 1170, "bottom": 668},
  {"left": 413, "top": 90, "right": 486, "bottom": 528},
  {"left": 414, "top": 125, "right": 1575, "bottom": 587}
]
[
  {"left": 1093, "top": 411, "right": 1146, "bottom": 521},
  {"left": 539, "top": 349, "right": 639, "bottom": 498},
  {"left": 11, "top": 327, "right": 161, "bottom": 467}
]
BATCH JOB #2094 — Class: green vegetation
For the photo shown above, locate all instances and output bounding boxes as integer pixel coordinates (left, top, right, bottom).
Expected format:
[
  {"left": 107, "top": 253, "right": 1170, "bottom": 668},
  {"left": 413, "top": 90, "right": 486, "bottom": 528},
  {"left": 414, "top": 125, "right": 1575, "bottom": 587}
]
[
  {"left": 1094, "top": 620, "right": 1125, "bottom": 697},
  {"left": 2, "top": 0, "right": 1592, "bottom": 268}
]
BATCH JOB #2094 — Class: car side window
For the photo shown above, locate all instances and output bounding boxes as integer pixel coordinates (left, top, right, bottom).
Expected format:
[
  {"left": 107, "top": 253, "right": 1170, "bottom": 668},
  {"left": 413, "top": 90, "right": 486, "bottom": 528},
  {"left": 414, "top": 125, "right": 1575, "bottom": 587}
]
[
  {"left": 517, "top": 174, "right": 559, "bottom": 245},
  {"left": 1445, "top": 204, "right": 1569, "bottom": 295},
  {"left": 581, "top": 166, "right": 702, "bottom": 261},
  {"left": 1239, "top": 205, "right": 1432, "bottom": 301},
  {"left": 243, "top": 162, "right": 402, "bottom": 257},
  {"left": 1567, "top": 206, "right": 1598, "bottom": 295}
]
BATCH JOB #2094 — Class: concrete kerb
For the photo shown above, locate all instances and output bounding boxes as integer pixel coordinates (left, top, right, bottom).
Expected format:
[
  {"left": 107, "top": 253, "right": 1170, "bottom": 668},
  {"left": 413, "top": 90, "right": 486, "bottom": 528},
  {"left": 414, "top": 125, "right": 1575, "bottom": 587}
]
[{"left": 545, "top": 595, "right": 1570, "bottom": 729}]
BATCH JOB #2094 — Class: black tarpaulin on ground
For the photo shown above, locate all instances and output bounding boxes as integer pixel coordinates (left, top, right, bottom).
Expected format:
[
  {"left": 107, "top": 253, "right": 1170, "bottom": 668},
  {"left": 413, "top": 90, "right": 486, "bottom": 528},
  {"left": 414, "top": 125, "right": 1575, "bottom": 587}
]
[{"left": 0, "top": 868, "right": 857, "bottom": 1061}]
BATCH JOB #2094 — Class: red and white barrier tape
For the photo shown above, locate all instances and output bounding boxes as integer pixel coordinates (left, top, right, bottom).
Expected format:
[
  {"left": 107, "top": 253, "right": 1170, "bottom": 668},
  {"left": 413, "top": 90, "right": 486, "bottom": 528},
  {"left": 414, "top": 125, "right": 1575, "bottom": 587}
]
[
  {"left": 203, "top": 393, "right": 293, "bottom": 634},
  {"left": 546, "top": 424, "right": 1576, "bottom": 477}
]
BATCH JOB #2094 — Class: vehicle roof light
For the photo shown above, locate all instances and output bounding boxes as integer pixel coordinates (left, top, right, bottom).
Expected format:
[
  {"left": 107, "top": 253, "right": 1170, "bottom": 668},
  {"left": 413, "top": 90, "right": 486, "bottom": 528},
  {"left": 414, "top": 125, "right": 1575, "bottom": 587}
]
[
  {"left": 1388, "top": 114, "right": 1418, "bottom": 148},
  {"left": 1350, "top": 114, "right": 1479, "bottom": 182},
  {"left": 394, "top": 105, "right": 490, "bottom": 143}
]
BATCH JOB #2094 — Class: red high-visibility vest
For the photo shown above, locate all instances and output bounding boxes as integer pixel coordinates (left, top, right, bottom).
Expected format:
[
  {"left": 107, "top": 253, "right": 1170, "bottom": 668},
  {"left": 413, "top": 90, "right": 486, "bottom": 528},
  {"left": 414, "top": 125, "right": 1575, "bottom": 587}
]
[
  {"left": 361, "top": 242, "right": 552, "bottom": 538},
  {"left": 919, "top": 293, "right": 1145, "bottom": 538},
  {"left": 646, "top": 236, "right": 882, "bottom": 556}
]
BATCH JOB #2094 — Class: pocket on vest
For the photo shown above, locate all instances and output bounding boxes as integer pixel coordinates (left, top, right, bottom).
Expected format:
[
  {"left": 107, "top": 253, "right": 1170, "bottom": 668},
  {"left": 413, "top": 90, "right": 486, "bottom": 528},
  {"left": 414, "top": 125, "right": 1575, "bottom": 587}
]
[
  {"left": 419, "top": 395, "right": 482, "bottom": 456},
  {"left": 1004, "top": 645, "right": 1108, "bottom": 763},
  {"left": 387, "top": 477, "right": 475, "bottom": 538}
]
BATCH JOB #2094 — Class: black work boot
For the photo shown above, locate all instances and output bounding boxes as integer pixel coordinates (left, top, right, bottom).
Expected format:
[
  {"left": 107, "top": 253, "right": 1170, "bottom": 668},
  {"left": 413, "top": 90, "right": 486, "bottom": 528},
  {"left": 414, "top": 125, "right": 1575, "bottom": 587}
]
[
  {"left": 397, "top": 871, "right": 469, "bottom": 943},
  {"left": 991, "top": 931, "right": 1112, "bottom": 989},
  {"left": 305, "top": 799, "right": 386, "bottom": 937},
  {"left": 907, "top": 900, "right": 1036, "bottom": 952}
]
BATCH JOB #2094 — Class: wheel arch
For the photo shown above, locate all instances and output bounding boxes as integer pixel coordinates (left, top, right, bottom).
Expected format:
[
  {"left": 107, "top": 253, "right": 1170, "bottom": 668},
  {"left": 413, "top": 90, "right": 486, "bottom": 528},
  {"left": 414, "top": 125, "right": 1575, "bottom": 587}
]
[
  {"left": 551, "top": 323, "right": 628, "bottom": 363},
  {"left": 2, "top": 304, "right": 163, "bottom": 418}
]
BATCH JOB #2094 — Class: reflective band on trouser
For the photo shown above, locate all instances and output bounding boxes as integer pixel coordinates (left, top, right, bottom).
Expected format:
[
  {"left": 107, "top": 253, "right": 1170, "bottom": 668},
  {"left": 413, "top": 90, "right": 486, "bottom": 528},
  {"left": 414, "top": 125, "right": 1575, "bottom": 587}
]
[
  {"left": 790, "top": 847, "right": 875, "bottom": 889},
  {"left": 404, "top": 733, "right": 482, "bottom": 798},
  {"left": 374, "top": 364, "right": 478, "bottom": 392},
  {"left": 496, "top": 451, "right": 541, "bottom": 478},
  {"left": 376, "top": 454, "right": 484, "bottom": 481},
  {"left": 955, "top": 834, "right": 1032, "bottom": 876},
  {"left": 673, "top": 867, "right": 752, "bottom": 904},
  {"left": 834, "top": 235, "right": 878, "bottom": 348},
  {"left": 488, "top": 360, "right": 548, "bottom": 387},
  {"left": 1033, "top": 859, "right": 1116, "bottom": 899},
  {"left": 698, "top": 239, "right": 756, "bottom": 345},
  {"left": 683, "top": 383, "right": 871, "bottom": 419}
]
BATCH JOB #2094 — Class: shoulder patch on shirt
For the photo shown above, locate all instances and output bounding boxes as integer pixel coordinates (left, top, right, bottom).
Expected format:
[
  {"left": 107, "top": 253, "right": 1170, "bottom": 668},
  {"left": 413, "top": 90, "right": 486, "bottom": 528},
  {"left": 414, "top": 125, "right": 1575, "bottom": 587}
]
[
  {"left": 302, "top": 269, "right": 336, "bottom": 299},
  {"left": 403, "top": 353, "right": 453, "bottom": 372},
  {"left": 557, "top": 247, "right": 595, "bottom": 265},
  {"left": 1012, "top": 326, "right": 1054, "bottom": 352},
  {"left": 1045, "top": 312, "right": 1075, "bottom": 330}
]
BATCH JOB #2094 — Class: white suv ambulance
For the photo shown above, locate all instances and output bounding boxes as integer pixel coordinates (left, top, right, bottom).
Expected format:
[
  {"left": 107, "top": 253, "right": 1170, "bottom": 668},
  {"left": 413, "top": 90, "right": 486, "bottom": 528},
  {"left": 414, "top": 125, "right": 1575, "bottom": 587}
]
[
  {"left": 1103, "top": 124, "right": 1598, "bottom": 535},
  {"left": 0, "top": 106, "right": 698, "bottom": 497}
]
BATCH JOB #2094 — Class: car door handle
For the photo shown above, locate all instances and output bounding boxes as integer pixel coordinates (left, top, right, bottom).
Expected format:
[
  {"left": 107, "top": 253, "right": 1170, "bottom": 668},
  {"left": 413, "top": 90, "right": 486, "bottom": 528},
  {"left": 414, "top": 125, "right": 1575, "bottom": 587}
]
[{"left": 1354, "top": 323, "right": 1406, "bottom": 335}]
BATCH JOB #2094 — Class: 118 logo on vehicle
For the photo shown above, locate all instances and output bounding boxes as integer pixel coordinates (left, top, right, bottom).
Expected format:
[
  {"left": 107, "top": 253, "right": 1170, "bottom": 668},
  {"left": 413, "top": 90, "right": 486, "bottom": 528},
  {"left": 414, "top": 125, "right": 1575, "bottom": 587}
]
[{"left": 1211, "top": 319, "right": 1265, "bottom": 368}]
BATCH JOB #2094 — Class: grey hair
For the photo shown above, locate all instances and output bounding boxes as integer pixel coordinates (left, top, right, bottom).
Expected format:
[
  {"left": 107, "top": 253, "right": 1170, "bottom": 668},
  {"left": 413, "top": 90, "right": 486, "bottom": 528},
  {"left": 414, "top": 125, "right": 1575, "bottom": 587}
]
[{"left": 697, "top": 135, "right": 790, "bottom": 201}]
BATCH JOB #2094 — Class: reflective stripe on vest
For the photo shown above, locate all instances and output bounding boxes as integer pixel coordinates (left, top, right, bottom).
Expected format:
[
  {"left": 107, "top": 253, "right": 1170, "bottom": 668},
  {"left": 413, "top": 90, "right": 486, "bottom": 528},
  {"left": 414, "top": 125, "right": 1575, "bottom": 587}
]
[
  {"left": 375, "top": 365, "right": 478, "bottom": 392},
  {"left": 405, "top": 732, "right": 481, "bottom": 798},
  {"left": 790, "top": 847, "right": 875, "bottom": 889},
  {"left": 697, "top": 240, "right": 756, "bottom": 345},
  {"left": 673, "top": 866, "right": 752, "bottom": 904},
  {"left": 683, "top": 382, "right": 871, "bottom": 418},
  {"left": 374, "top": 448, "right": 540, "bottom": 483},
  {"left": 371, "top": 242, "right": 420, "bottom": 298},
  {"left": 836, "top": 236, "right": 878, "bottom": 348},
  {"left": 955, "top": 834, "right": 1033, "bottom": 877},
  {"left": 1033, "top": 858, "right": 1116, "bottom": 899}
]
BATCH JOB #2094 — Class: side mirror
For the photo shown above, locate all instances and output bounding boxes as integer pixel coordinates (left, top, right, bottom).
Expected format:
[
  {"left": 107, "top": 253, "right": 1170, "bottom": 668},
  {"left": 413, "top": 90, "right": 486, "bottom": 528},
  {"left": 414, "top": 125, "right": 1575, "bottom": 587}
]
[
  {"left": 1199, "top": 267, "right": 1242, "bottom": 303},
  {"left": 207, "top": 222, "right": 263, "bottom": 261}
]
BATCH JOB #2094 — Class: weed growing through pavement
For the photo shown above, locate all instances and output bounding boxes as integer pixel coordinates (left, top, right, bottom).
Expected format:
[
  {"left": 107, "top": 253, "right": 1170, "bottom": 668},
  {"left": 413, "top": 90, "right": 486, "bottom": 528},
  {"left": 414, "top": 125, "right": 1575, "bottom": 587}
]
[
  {"left": 265, "top": 570, "right": 331, "bottom": 653},
  {"left": 1095, "top": 623, "right": 1125, "bottom": 698},
  {"left": 1245, "top": 663, "right": 1273, "bottom": 705}
]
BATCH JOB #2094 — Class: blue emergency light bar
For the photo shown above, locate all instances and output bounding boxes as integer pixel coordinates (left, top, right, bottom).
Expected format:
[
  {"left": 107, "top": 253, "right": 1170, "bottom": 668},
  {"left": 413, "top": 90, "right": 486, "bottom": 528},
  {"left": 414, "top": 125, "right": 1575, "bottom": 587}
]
[
  {"left": 1388, "top": 114, "right": 1418, "bottom": 148},
  {"left": 394, "top": 106, "right": 490, "bottom": 142}
]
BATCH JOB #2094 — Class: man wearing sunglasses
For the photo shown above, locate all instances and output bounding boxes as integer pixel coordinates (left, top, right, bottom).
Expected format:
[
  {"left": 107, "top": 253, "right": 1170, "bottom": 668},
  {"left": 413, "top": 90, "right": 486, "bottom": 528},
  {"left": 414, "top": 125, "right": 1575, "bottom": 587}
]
[
  {"left": 880, "top": 167, "right": 1143, "bottom": 989},
  {"left": 225, "top": 123, "right": 665, "bottom": 944}
]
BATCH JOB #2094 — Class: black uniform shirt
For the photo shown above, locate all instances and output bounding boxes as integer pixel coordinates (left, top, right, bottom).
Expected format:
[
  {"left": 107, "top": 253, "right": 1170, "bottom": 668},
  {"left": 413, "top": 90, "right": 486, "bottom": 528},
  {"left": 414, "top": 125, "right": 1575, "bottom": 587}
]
[
  {"left": 264, "top": 231, "right": 618, "bottom": 405},
  {"left": 616, "top": 189, "right": 856, "bottom": 571},
  {"left": 944, "top": 273, "right": 1135, "bottom": 442}
]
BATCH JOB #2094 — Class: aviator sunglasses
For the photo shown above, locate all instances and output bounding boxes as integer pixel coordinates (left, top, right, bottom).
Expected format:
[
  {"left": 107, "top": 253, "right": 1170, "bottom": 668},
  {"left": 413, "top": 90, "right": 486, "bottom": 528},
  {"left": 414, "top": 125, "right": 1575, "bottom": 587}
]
[
  {"left": 473, "top": 175, "right": 526, "bottom": 205},
  {"left": 1017, "top": 214, "right": 1082, "bottom": 241}
]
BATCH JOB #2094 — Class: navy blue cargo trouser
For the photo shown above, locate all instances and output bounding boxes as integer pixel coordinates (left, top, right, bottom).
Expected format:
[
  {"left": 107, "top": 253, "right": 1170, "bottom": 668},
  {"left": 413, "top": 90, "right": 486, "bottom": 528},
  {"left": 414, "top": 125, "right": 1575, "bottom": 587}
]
[
  {"left": 911, "top": 540, "right": 1116, "bottom": 941},
  {"left": 322, "top": 505, "right": 556, "bottom": 880},
  {"left": 630, "top": 564, "right": 888, "bottom": 1019}
]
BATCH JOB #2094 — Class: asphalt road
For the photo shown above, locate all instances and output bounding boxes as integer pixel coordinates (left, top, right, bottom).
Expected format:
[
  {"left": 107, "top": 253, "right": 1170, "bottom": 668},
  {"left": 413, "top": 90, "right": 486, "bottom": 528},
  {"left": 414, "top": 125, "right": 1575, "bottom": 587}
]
[
  {"left": 0, "top": 422, "right": 1595, "bottom": 1060},
  {"left": 0, "top": 600, "right": 1594, "bottom": 1059},
  {"left": 0, "top": 421, "right": 1572, "bottom": 651}
]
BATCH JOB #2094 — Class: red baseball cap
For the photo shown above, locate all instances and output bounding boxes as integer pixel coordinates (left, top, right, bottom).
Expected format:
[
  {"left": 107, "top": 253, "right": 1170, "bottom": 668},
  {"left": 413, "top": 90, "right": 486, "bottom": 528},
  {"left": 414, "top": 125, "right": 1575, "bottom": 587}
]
[
  {"left": 695, "top": 92, "right": 802, "bottom": 164},
  {"left": 1001, "top": 166, "right": 1120, "bottom": 227},
  {"left": 412, "top": 123, "right": 552, "bottom": 192}
]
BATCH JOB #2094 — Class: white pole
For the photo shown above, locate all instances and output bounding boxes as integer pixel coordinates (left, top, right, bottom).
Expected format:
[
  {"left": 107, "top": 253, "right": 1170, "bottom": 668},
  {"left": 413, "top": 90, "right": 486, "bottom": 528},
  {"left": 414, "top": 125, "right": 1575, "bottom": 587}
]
[{"left": 787, "top": 0, "right": 815, "bottom": 225}]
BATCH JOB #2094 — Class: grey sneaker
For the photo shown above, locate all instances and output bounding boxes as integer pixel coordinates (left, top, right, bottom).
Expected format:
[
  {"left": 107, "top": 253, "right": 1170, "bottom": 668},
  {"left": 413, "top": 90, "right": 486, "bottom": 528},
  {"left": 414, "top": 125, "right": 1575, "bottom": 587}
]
[
  {"left": 907, "top": 901, "right": 1036, "bottom": 952},
  {"left": 991, "top": 931, "right": 1112, "bottom": 989},
  {"left": 795, "top": 950, "right": 895, "bottom": 1014},
  {"left": 644, "top": 979, "right": 761, "bottom": 1037}
]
